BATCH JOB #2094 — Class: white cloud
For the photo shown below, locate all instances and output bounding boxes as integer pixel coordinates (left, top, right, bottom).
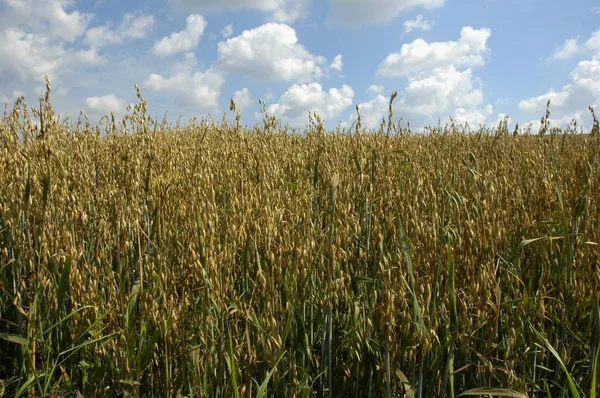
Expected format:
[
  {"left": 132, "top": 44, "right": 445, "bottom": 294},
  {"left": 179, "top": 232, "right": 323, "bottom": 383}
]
[
  {"left": 368, "top": 84, "right": 385, "bottom": 94},
  {"left": 592, "top": 6, "right": 600, "bottom": 13},
  {"left": 222, "top": 23, "right": 233, "bottom": 38},
  {"left": 264, "top": 89, "right": 274, "bottom": 101},
  {"left": 453, "top": 104, "right": 492, "bottom": 127},
  {"left": 585, "top": 30, "right": 600, "bottom": 54},
  {"left": 217, "top": 23, "right": 328, "bottom": 82},
  {"left": 170, "top": 0, "right": 308, "bottom": 23},
  {"left": 457, "top": 88, "right": 484, "bottom": 108},
  {"left": 403, "top": 15, "right": 433, "bottom": 33},
  {"left": 152, "top": 14, "right": 206, "bottom": 57},
  {"left": 85, "top": 12, "right": 154, "bottom": 48},
  {"left": 0, "top": 28, "right": 64, "bottom": 83},
  {"left": 527, "top": 31, "right": 600, "bottom": 128},
  {"left": 330, "top": 54, "right": 343, "bottom": 72},
  {"left": 85, "top": 94, "right": 126, "bottom": 114},
  {"left": 76, "top": 48, "right": 106, "bottom": 65},
  {"left": 0, "top": 1, "right": 99, "bottom": 84},
  {"left": 378, "top": 26, "right": 491, "bottom": 77},
  {"left": 490, "top": 112, "right": 512, "bottom": 128},
  {"left": 549, "top": 38, "right": 581, "bottom": 61},
  {"left": 351, "top": 94, "right": 388, "bottom": 128},
  {"left": 354, "top": 79, "right": 493, "bottom": 129},
  {"left": 0, "top": 0, "right": 92, "bottom": 42},
  {"left": 269, "top": 1, "right": 308, "bottom": 23},
  {"left": 142, "top": 54, "right": 223, "bottom": 109},
  {"left": 329, "top": 0, "right": 444, "bottom": 27},
  {"left": 523, "top": 112, "right": 584, "bottom": 132},
  {"left": 0, "top": 90, "right": 25, "bottom": 105},
  {"left": 519, "top": 51, "right": 600, "bottom": 131},
  {"left": 366, "top": 26, "right": 494, "bottom": 128},
  {"left": 545, "top": 29, "right": 600, "bottom": 62},
  {"left": 115, "top": 13, "right": 154, "bottom": 38},
  {"left": 570, "top": 57, "right": 600, "bottom": 94},
  {"left": 232, "top": 88, "right": 251, "bottom": 108},
  {"left": 520, "top": 119, "right": 539, "bottom": 132},
  {"left": 519, "top": 89, "right": 570, "bottom": 112},
  {"left": 266, "top": 83, "right": 354, "bottom": 126},
  {"left": 399, "top": 66, "right": 484, "bottom": 116}
]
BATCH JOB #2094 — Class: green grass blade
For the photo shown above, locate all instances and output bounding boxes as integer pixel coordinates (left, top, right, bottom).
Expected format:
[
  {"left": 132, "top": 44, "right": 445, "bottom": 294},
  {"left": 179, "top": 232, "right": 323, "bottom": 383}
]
[
  {"left": 15, "top": 374, "right": 41, "bottom": 398},
  {"left": 458, "top": 387, "right": 528, "bottom": 397},
  {"left": 591, "top": 343, "right": 599, "bottom": 398},
  {"left": 140, "top": 329, "right": 160, "bottom": 374},
  {"left": 56, "top": 256, "right": 72, "bottom": 308},
  {"left": 0, "top": 333, "right": 28, "bottom": 346},
  {"left": 228, "top": 328, "right": 240, "bottom": 398},
  {"left": 256, "top": 351, "right": 285, "bottom": 398},
  {"left": 447, "top": 244, "right": 458, "bottom": 334},
  {"left": 41, "top": 305, "right": 94, "bottom": 336},
  {"left": 533, "top": 327, "right": 581, "bottom": 398},
  {"left": 397, "top": 216, "right": 424, "bottom": 331}
]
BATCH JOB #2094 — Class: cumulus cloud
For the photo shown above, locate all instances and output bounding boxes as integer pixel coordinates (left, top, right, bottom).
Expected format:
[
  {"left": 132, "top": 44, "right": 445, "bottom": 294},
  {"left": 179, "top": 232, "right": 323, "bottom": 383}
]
[
  {"left": 546, "top": 29, "right": 600, "bottom": 62},
  {"left": 453, "top": 104, "right": 492, "bottom": 127},
  {"left": 397, "top": 66, "right": 489, "bottom": 125},
  {"left": 0, "top": 90, "right": 25, "bottom": 105},
  {"left": 232, "top": 88, "right": 251, "bottom": 108},
  {"left": 169, "top": 0, "right": 308, "bottom": 23},
  {"left": 548, "top": 38, "right": 581, "bottom": 61},
  {"left": 523, "top": 112, "right": 585, "bottom": 132},
  {"left": 217, "top": 23, "right": 328, "bottom": 82},
  {"left": 221, "top": 24, "right": 233, "bottom": 38},
  {"left": 0, "top": 3, "right": 156, "bottom": 90},
  {"left": 85, "top": 94, "right": 127, "bottom": 114},
  {"left": 142, "top": 53, "right": 223, "bottom": 109},
  {"left": 0, "top": 0, "right": 101, "bottom": 84},
  {"left": 330, "top": 55, "right": 344, "bottom": 72},
  {"left": 489, "top": 112, "right": 512, "bottom": 128},
  {"left": 378, "top": 26, "right": 491, "bottom": 77},
  {"left": 85, "top": 12, "right": 154, "bottom": 48},
  {"left": 351, "top": 94, "right": 388, "bottom": 129},
  {"left": 152, "top": 14, "right": 206, "bottom": 57},
  {"left": 264, "top": 89, "right": 274, "bottom": 101},
  {"left": 0, "top": 28, "right": 65, "bottom": 83},
  {"left": 403, "top": 15, "right": 433, "bottom": 33},
  {"left": 585, "top": 30, "right": 600, "bottom": 54},
  {"left": 367, "top": 84, "right": 385, "bottom": 94},
  {"left": 519, "top": 39, "right": 600, "bottom": 130},
  {"left": 530, "top": 31, "right": 600, "bottom": 127},
  {"left": 354, "top": 81, "right": 492, "bottom": 129},
  {"left": 0, "top": 0, "right": 92, "bottom": 42},
  {"left": 359, "top": 26, "right": 494, "bottom": 129},
  {"left": 329, "top": 0, "right": 444, "bottom": 27},
  {"left": 571, "top": 57, "right": 600, "bottom": 94},
  {"left": 266, "top": 83, "right": 354, "bottom": 126},
  {"left": 76, "top": 48, "right": 107, "bottom": 65},
  {"left": 519, "top": 89, "right": 570, "bottom": 112}
]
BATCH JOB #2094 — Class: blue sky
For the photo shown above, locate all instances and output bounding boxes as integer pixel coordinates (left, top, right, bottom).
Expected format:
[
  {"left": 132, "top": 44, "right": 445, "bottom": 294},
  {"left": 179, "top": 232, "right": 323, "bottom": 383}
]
[{"left": 0, "top": 0, "right": 599, "bottom": 131}]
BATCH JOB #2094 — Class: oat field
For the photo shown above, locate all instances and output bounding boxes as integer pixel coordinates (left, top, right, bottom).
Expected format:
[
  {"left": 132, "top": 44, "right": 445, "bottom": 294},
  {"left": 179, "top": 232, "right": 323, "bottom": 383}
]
[{"left": 1, "top": 85, "right": 599, "bottom": 397}]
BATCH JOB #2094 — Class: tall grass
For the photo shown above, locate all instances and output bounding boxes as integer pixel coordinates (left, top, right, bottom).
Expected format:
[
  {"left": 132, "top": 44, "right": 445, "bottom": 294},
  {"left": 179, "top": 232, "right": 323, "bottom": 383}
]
[{"left": 0, "top": 83, "right": 599, "bottom": 397}]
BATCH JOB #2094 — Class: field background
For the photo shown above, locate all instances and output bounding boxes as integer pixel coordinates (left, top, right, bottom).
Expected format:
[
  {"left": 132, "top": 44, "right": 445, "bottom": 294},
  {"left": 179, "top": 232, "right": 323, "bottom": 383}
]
[{"left": 1, "top": 90, "right": 599, "bottom": 397}]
